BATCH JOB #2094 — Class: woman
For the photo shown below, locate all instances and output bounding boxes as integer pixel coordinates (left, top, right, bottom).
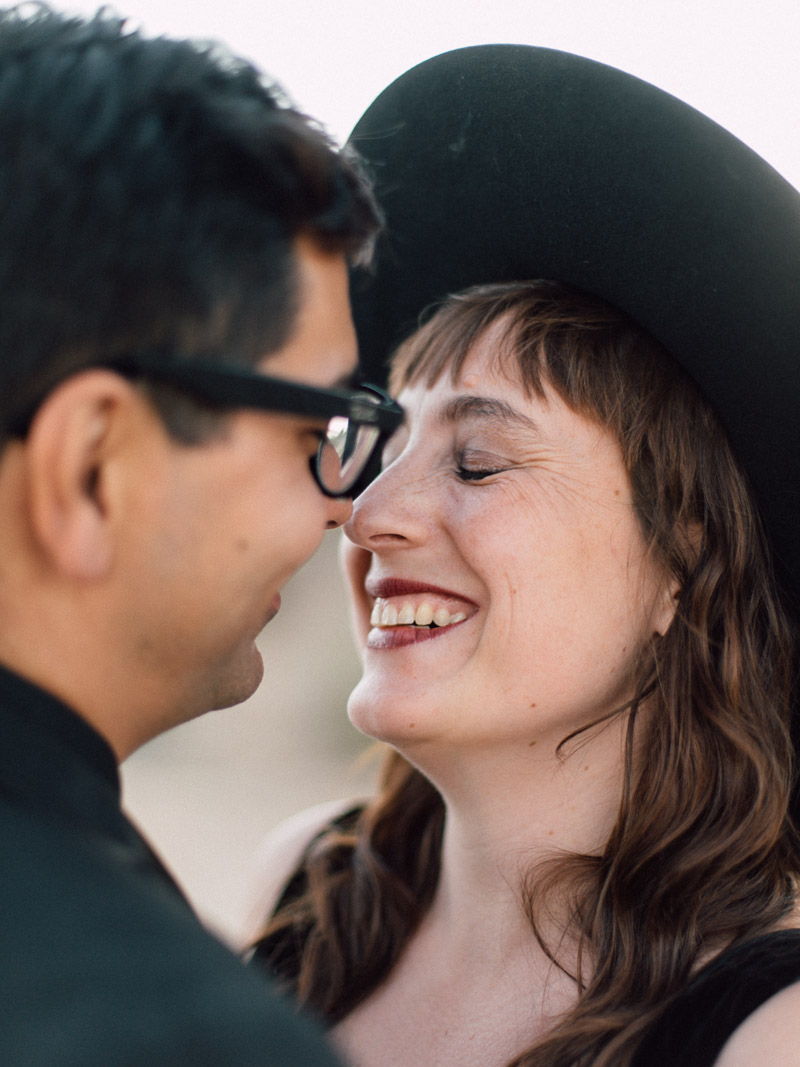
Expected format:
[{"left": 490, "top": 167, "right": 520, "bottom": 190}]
[
  {"left": 247, "top": 47, "right": 800, "bottom": 1066},
  {"left": 249, "top": 279, "right": 800, "bottom": 1066}
]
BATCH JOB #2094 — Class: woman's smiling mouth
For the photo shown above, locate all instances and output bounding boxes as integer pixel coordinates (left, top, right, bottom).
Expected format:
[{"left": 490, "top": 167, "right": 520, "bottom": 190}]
[
  {"left": 370, "top": 598, "right": 468, "bottom": 629},
  {"left": 365, "top": 579, "right": 476, "bottom": 649}
]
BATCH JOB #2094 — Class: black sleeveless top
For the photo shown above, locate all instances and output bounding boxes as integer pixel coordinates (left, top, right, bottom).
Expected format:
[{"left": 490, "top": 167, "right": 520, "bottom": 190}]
[
  {"left": 631, "top": 929, "right": 800, "bottom": 1065},
  {"left": 252, "top": 809, "right": 800, "bottom": 1064}
]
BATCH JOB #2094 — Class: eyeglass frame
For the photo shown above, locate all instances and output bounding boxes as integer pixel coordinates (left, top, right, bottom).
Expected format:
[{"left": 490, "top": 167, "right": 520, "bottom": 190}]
[{"left": 8, "top": 354, "right": 404, "bottom": 499}]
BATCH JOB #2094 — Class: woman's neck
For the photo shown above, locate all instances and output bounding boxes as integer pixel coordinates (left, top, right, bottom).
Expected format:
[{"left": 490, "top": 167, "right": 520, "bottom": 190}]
[
  {"left": 331, "top": 726, "right": 631, "bottom": 1067},
  {"left": 407, "top": 713, "right": 631, "bottom": 961}
]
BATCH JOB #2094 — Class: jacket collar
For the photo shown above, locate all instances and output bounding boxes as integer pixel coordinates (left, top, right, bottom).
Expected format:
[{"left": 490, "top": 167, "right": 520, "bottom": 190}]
[{"left": 0, "top": 661, "right": 187, "bottom": 900}]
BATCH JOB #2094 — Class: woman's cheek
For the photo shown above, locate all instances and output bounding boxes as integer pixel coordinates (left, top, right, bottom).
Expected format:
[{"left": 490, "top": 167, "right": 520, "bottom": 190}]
[{"left": 339, "top": 536, "right": 373, "bottom": 648}]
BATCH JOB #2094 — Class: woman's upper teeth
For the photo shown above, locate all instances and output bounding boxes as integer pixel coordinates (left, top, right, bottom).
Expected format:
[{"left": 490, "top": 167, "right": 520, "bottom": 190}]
[{"left": 370, "top": 597, "right": 469, "bottom": 628}]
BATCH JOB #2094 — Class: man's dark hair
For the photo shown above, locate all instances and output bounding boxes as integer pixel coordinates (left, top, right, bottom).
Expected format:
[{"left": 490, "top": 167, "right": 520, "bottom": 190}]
[{"left": 0, "top": 3, "right": 379, "bottom": 439}]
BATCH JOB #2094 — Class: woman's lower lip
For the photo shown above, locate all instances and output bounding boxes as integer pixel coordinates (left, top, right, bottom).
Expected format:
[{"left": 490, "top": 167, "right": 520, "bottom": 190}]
[{"left": 366, "top": 624, "right": 461, "bottom": 649}]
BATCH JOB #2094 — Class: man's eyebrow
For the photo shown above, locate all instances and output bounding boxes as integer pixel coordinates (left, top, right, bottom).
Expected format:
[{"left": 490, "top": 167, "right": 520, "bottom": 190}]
[{"left": 441, "top": 394, "right": 540, "bottom": 435}]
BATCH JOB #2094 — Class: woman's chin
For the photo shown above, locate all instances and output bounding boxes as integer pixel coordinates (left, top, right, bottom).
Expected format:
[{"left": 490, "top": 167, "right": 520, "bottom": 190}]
[{"left": 347, "top": 680, "right": 435, "bottom": 746}]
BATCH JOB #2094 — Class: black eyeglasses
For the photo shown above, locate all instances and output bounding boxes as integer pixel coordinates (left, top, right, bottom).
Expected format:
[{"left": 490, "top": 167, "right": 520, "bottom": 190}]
[
  {"left": 108, "top": 355, "right": 403, "bottom": 498},
  {"left": 8, "top": 355, "right": 403, "bottom": 498}
]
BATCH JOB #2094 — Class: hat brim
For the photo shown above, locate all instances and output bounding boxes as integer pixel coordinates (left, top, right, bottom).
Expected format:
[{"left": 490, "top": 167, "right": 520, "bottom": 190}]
[{"left": 348, "top": 44, "right": 800, "bottom": 606}]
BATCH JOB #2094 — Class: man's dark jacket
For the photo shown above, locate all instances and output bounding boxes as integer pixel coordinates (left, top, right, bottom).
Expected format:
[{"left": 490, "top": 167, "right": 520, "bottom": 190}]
[{"left": 0, "top": 663, "right": 340, "bottom": 1065}]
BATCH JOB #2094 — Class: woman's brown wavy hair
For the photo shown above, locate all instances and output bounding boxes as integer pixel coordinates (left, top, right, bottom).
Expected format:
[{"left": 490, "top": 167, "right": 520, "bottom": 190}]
[{"left": 252, "top": 281, "right": 800, "bottom": 1066}]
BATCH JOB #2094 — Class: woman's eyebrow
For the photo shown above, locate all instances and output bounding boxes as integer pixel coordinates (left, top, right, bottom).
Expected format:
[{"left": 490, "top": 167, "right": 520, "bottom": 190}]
[{"left": 441, "top": 394, "right": 541, "bottom": 436}]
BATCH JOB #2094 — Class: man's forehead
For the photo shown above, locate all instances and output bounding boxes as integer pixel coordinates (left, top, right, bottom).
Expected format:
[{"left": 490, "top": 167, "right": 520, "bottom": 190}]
[{"left": 259, "top": 242, "right": 357, "bottom": 388}]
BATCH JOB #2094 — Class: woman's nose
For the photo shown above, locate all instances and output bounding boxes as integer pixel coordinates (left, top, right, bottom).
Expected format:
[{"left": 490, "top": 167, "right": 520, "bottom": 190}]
[{"left": 344, "top": 459, "right": 431, "bottom": 550}]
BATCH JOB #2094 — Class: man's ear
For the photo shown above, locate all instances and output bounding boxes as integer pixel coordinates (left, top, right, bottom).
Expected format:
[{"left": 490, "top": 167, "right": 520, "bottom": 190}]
[{"left": 23, "top": 370, "right": 137, "bottom": 580}]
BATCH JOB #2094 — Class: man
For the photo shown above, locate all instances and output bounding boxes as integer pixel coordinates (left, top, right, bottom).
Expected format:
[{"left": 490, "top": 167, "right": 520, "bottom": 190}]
[{"left": 0, "top": 4, "right": 400, "bottom": 1063}]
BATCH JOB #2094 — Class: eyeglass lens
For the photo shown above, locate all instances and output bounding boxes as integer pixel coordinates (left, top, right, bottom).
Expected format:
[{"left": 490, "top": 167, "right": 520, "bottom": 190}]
[{"left": 316, "top": 393, "right": 383, "bottom": 494}]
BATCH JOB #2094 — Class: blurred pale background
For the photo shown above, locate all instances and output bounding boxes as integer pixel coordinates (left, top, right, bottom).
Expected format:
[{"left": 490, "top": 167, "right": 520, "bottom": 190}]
[{"left": 42, "top": 0, "right": 800, "bottom": 943}]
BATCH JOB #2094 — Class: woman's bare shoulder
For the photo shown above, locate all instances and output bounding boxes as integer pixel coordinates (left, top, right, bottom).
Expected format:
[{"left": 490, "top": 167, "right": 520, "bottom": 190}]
[
  {"left": 239, "top": 798, "right": 365, "bottom": 947},
  {"left": 714, "top": 977, "right": 800, "bottom": 1065}
]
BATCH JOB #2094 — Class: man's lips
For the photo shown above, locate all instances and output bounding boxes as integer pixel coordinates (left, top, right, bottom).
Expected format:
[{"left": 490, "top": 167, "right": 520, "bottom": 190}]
[{"left": 264, "top": 592, "right": 282, "bottom": 625}]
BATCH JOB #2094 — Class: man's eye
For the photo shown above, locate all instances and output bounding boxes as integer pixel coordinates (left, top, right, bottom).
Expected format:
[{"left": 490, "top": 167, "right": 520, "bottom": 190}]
[{"left": 301, "top": 427, "right": 327, "bottom": 453}]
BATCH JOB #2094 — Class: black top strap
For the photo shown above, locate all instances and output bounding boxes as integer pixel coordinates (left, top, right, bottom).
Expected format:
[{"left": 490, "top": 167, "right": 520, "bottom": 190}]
[
  {"left": 633, "top": 930, "right": 800, "bottom": 1065},
  {"left": 249, "top": 805, "right": 364, "bottom": 986}
]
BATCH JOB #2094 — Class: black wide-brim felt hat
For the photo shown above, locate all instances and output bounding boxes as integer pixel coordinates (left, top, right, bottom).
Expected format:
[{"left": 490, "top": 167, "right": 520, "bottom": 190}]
[{"left": 348, "top": 44, "right": 800, "bottom": 611}]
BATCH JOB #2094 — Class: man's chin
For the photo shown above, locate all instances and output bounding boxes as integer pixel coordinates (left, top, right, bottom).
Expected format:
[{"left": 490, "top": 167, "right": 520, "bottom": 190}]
[{"left": 208, "top": 646, "right": 265, "bottom": 711}]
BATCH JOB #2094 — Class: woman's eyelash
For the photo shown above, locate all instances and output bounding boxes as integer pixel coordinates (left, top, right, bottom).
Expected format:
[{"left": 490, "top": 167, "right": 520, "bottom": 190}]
[
  {"left": 455, "top": 463, "right": 506, "bottom": 482},
  {"left": 453, "top": 448, "right": 510, "bottom": 481}
]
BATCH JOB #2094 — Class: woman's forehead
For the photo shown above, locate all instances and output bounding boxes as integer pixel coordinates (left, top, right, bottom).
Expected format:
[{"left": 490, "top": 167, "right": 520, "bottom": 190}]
[
  {"left": 391, "top": 312, "right": 532, "bottom": 397},
  {"left": 398, "top": 365, "right": 568, "bottom": 443},
  {"left": 453, "top": 324, "right": 526, "bottom": 383},
  {"left": 395, "top": 344, "right": 625, "bottom": 469}
]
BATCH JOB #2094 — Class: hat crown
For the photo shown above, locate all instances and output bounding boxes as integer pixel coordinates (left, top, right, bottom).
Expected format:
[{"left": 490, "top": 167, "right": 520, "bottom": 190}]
[{"left": 349, "top": 44, "right": 800, "bottom": 602}]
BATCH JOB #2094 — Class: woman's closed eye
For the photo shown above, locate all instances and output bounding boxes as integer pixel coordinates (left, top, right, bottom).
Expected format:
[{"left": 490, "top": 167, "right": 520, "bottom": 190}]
[{"left": 454, "top": 449, "right": 511, "bottom": 482}]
